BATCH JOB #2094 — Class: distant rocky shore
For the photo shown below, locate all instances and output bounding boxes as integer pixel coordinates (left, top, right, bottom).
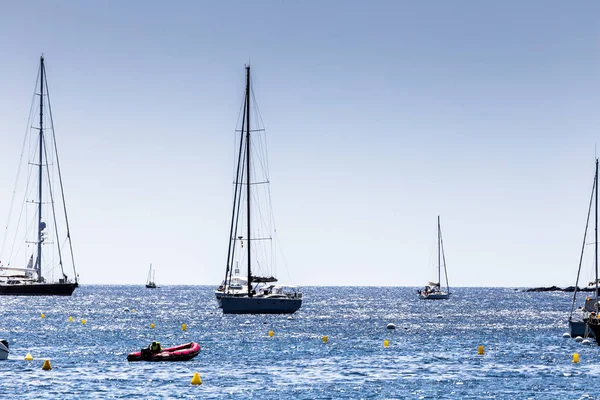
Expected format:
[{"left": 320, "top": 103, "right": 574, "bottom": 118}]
[{"left": 524, "top": 286, "right": 596, "bottom": 292}]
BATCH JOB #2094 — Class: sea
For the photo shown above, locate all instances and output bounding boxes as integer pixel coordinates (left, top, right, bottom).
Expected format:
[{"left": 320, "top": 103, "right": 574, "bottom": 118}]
[{"left": 0, "top": 286, "right": 596, "bottom": 399}]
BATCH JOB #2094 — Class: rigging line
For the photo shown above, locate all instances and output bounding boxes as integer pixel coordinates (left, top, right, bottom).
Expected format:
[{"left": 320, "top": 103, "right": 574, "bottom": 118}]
[
  {"left": 1, "top": 67, "right": 41, "bottom": 261},
  {"left": 439, "top": 225, "right": 450, "bottom": 293},
  {"left": 569, "top": 167, "right": 597, "bottom": 318},
  {"left": 41, "top": 132, "right": 66, "bottom": 277},
  {"left": 44, "top": 70, "right": 76, "bottom": 281},
  {"left": 6, "top": 145, "right": 40, "bottom": 264},
  {"left": 251, "top": 87, "right": 270, "bottom": 176},
  {"left": 225, "top": 110, "right": 247, "bottom": 291}
]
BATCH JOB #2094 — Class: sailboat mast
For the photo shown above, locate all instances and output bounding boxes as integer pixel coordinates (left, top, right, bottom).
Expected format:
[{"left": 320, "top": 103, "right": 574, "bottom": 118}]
[
  {"left": 595, "top": 158, "right": 598, "bottom": 302},
  {"left": 36, "top": 56, "right": 45, "bottom": 283},
  {"left": 437, "top": 215, "right": 441, "bottom": 288},
  {"left": 245, "top": 65, "right": 252, "bottom": 297}
]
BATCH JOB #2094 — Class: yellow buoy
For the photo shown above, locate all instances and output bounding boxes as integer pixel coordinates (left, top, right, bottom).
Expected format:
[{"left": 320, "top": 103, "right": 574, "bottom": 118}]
[
  {"left": 191, "top": 372, "right": 202, "bottom": 385},
  {"left": 69, "top": 316, "right": 73, "bottom": 322},
  {"left": 383, "top": 339, "right": 389, "bottom": 347},
  {"left": 42, "top": 359, "right": 52, "bottom": 370},
  {"left": 268, "top": 330, "right": 274, "bottom": 337},
  {"left": 24, "top": 353, "right": 33, "bottom": 361},
  {"left": 41, "top": 313, "right": 45, "bottom": 319},
  {"left": 131, "top": 309, "right": 135, "bottom": 313},
  {"left": 322, "top": 335, "right": 328, "bottom": 344},
  {"left": 150, "top": 323, "right": 155, "bottom": 329},
  {"left": 182, "top": 323, "right": 187, "bottom": 331},
  {"left": 478, "top": 345, "right": 485, "bottom": 355},
  {"left": 81, "top": 319, "right": 87, "bottom": 325},
  {"left": 573, "top": 353, "right": 580, "bottom": 363}
]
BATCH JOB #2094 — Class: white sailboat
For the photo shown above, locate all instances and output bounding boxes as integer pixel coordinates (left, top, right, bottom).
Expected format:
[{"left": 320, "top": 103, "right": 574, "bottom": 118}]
[
  {"left": 146, "top": 264, "right": 158, "bottom": 289},
  {"left": 418, "top": 216, "right": 451, "bottom": 300},
  {"left": 217, "top": 65, "right": 302, "bottom": 314}
]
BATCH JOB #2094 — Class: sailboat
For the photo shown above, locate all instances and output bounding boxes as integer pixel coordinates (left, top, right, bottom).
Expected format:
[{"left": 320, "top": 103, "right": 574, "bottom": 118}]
[
  {"left": 583, "top": 159, "right": 600, "bottom": 342},
  {"left": 418, "top": 216, "right": 451, "bottom": 300},
  {"left": 146, "top": 264, "right": 158, "bottom": 289},
  {"left": 217, "top": 65, "right": 302, "bottom": 314},
  {"left": 568, "top": 158, "right": 598, "bottom": 338},
  {"left": 0, "top": 56, "right": 78, "bottom": 296}
]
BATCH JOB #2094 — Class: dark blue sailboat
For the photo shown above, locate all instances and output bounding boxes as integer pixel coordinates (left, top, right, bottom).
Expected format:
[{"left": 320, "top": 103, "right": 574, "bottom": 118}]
[{"left": 218, "top": 65, "right": 302, "bottom": 314}]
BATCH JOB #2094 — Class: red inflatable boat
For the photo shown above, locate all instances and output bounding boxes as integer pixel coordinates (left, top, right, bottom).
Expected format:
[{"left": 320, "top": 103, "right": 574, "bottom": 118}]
[{"left": 127, "top": 342, "right": 200, "bottom": 362}]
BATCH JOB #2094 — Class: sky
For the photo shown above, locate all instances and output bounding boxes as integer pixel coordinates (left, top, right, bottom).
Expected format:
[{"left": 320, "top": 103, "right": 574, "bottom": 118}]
[{"left": 0, "top": 1, "right": 599, "bottom": 287}]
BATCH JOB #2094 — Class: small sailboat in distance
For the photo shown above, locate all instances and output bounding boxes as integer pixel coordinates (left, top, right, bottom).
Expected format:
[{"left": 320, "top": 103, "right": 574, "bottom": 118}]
[
  {"left": 146, "top": 264, "right": 158, "bottom": 289},
  {"left": 418, "top": 216, "right": 451, "bottom": 300}
]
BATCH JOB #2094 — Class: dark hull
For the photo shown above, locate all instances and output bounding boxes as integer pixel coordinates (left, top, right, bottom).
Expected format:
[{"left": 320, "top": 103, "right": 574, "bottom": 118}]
[
  {"left": 587, "top": 322, "right": 600, "bottom": 344},
  {"left": 570, "top": 320, "right": 595, "bottom": 338},
  {"left": 220, "top": 296, "right": 302, "bottom": 314},
  {"left": 145, "top": 284, "right": 157, "bottom": 289},
  {"left": 0, "top": 282, "right": 78, "bottom": 296}
]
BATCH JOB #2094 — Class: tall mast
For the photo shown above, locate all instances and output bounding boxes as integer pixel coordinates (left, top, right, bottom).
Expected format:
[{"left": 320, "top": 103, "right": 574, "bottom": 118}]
[
  {"left": 245, "top": 65, "right": 252, "bottom": 297},
  {"left": 595, "top": 158, "right": 598, "bottom": 303},
  {"left": 437, "top": 215, "right": 441, "bottom": 288},
  {"left": 36, "top": 56, "right": 45, "bottom": 282}
]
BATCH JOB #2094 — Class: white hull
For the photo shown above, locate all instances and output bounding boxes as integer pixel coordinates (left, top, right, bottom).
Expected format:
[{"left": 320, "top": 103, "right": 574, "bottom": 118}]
[{"left": 419, "top": 292, "right": 451, "bottom": 300}]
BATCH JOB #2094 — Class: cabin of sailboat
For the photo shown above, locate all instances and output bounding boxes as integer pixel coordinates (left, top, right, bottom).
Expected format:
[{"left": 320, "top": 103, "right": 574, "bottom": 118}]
[
  {"left": 418, "top": 216, "right": 451, "bottom": 300},
  {"left": 0, "top": 56, "right": 78, "bottom": 296},
  {"left": 217, "top": 65, "right": 302, "bottom": 314}
]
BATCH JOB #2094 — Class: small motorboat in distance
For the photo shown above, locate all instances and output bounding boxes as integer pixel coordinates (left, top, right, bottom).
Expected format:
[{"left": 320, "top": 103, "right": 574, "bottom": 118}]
[
  {"left": 127, "top": 341, "right": 200, "bottom": 362},
  {"left": 0, "top": 340, "right": 8, "bottom": 360}
]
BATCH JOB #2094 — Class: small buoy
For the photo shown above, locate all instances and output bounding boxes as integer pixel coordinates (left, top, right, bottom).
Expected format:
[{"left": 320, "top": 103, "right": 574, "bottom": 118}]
[
  {"left": 268, "top": 330, "right": 274, "bottom": 338},
  {"left": 81, "top": 319, "right": 87, "bottom": 325},
  {"left": 68, "top": 316, "right": 73, "bottom": 322},
  {"left": 182, "top": 323, "right": 187, "bottom": 331},
  {"left": 573, "top": 353, "right": 580, "bottom": 363},
  {"left": 150, "top": 323, "right": 155, "bottom": 329},
  {"left": 478, "top": 345, "right": 484, "bottom": 355},
  {"left": 191, "top": 372, "right": 202, "bottom": 385},
  {"left": 131, "top": 309, "right": 135, "bottom": 313},
  {"left": 42, "top": 359, "right": 52, "bottom": 370},
  {"left": 575, "top": 336, "right": 583, "bottom": 342},
  {"left": 322, "top": 336, "right": 328, "bottom": 344},
  {"left": 582, "top": 339, "right": 591, "bottom": 345},
  {"left": 41, "top": 313, "right": 45, "bottom": 319},
  {"left": 383, "top": 340, "right": 389, "bottom": 347},
  {"left": 562, "top": 332, "right": 570, "bottom": 338},
  {"left": 386, "top": 323, "right": 396, "bottom": 330},
  {"left": 24, "top": 353, "right": 33, "bottom": 361}
]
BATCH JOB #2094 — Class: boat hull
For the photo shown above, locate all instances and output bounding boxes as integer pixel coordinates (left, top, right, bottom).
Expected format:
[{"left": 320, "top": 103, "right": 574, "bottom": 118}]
[
  {"left": 419, "top": 293, "right": 451, "bottom": 300},
  {"left": 0, "top": 340, "right": 8, "bottom": 360},
  {"left": 569, "top": 320, "right": 594, "bottom": 338},
  {"left": 219, "top": 296, "right": 302, "bottom": 314},
  {"left": 0, "top": 282, "right": 78, "bottom": 296},
  {"left": 127, "top": 342, "right": 200, "bottom": 362},
  {"left": 587, "top": 322, "right": 600, "bottom": 344}
]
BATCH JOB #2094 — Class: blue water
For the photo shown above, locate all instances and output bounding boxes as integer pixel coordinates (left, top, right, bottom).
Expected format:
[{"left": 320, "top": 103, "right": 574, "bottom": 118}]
[{"left": 0, "top": 286, "right": 595, "bottom": 399}]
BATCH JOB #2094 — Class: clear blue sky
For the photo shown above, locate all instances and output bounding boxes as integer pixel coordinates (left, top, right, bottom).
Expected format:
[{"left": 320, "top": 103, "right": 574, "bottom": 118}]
[{"left": 0, "top": 1, "right": 599, "bottom": 286}]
